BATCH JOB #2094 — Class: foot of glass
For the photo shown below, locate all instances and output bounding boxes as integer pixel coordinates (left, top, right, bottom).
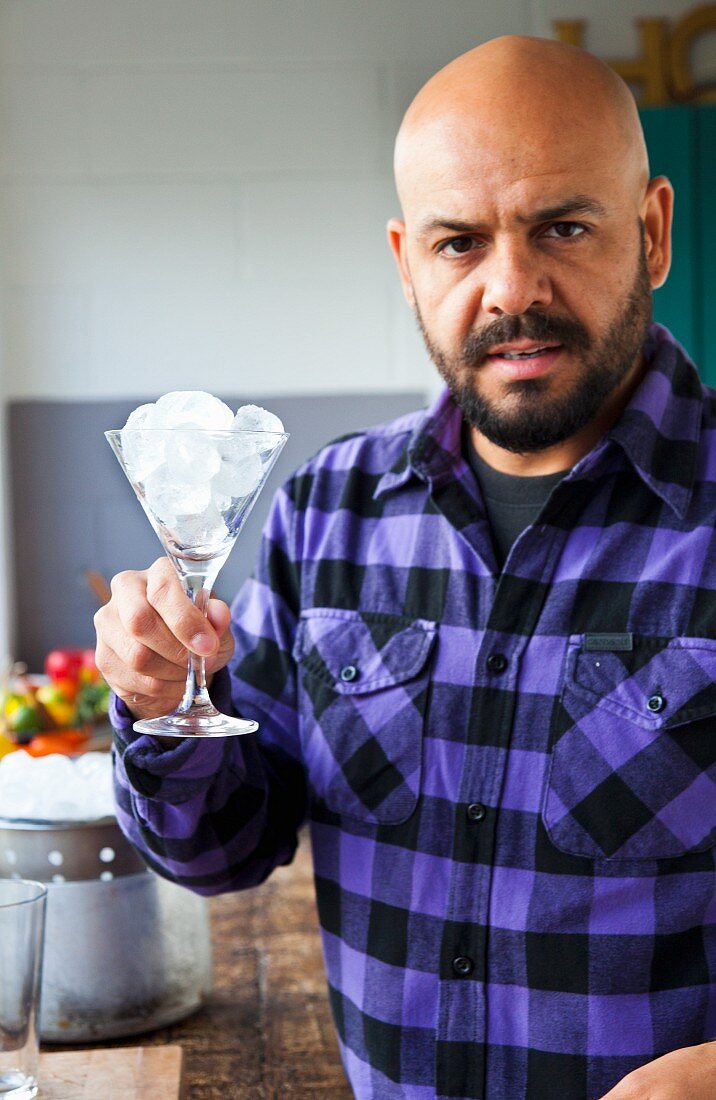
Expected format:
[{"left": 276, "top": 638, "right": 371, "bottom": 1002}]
[{"left": 133, "top": 710, "right": 258, "bottom": 738}]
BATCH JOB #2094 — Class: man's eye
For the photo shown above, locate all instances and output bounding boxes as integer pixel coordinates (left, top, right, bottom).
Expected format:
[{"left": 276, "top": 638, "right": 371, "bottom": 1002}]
[
  {"left": 440, "top": 236, "right": 476, "bottom": 256},
  {"left": 543, "top": 222, "right": 586, "bottom": 239}
]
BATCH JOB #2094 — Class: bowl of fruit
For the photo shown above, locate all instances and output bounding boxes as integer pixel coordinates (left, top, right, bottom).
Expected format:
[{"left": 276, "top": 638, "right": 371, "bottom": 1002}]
[{"left": 0, "top": 648, "right": 110, "bottom": 759}]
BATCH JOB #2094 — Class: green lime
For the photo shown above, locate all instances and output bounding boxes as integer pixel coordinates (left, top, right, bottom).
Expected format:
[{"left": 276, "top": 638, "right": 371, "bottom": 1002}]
[{"left": 9, "top": 703, "right": 41, "bottom": 736}]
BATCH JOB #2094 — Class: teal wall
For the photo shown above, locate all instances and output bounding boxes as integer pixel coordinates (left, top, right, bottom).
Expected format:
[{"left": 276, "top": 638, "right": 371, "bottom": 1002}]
[{"left": 640, "top": 105, "right": 715, "bottom": 386}]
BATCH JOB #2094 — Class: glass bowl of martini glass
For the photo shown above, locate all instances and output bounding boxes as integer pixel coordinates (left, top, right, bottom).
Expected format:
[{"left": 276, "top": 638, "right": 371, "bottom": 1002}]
[{"left": 106, "top": 393, "right": 288, "bottom": 738}]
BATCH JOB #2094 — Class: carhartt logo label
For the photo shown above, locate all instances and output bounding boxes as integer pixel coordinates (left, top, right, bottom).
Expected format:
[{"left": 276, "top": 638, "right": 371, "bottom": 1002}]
[{"left": 584, "top": 633, "right": 634, "bottom": 651}]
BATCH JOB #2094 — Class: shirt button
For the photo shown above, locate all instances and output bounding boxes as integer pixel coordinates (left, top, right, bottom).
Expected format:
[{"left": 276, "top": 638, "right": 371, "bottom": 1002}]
[
  {"left": 486, "top": 652, "right": 508, "bottom": 673},
  {"left": 647, "top": 693, "right": 665, "bottom": 713},
  {"left": 467, "top": 802, "right": 486, "bottom": 822},
  {"left": 339, "top": 664, "right": 359, "bottom": 682},
  {"left": 452, "top": 956, "right": 474, "bottom": 977}
]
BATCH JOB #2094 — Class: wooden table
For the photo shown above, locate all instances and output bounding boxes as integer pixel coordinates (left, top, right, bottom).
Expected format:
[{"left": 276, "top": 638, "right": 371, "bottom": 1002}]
[{"left": 43, "top": 831, "right": 352, "bottom": 1098}]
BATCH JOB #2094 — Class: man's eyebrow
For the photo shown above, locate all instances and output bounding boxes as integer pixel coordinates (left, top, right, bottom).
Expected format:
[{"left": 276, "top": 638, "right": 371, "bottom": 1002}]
[
  {"left": 517, "top": 196, "right": 608, "bottom": 223},
  {"left": 416, "top": 197, "right": 608, "bottom": 237}
]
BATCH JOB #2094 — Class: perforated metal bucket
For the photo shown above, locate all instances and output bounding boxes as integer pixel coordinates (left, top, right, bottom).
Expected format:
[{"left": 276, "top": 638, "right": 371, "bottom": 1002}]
[
  {"left": 0, "top": 816, "right": 212, "bottom": 1041},
  {"left": 0, "top": 815, "right": 146, "bottom": 882}
]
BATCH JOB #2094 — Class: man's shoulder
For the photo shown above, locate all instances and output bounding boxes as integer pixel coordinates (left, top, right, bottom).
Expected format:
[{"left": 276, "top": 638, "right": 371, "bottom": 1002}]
[
  {"left": 701, "top": 380, "right": 716, "bottom": 425},
  {"left": 291, "top": 404, "right": 428, "bottom": 483}
]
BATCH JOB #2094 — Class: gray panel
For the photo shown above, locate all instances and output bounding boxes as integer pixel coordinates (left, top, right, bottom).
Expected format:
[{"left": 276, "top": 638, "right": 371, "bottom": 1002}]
[{"left": 8, "top": 393, "right": 424, "bottom": 670}]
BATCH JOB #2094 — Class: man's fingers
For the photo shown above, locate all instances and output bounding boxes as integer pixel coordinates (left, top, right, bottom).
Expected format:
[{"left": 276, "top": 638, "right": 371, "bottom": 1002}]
[
  {"left": 110, "top": 568, "right": 190, "bottom": 667},
  {"left": 144, "top": 559, "right": 220, "bottom": 656},
  {"left": 96, "top": 600, "right": 187, "bottom": 682},
  {"left": 206, "top": 598, "right": 231, "bottom": 637},
  {"left": 205, "top": 599, "right": 234, "bottom": 673},
  {"left": 95, "top": 639, "right": 185, "bottom": 718},
  {"left": 96, "top": 560, "right": 233, "bottom": 719}
]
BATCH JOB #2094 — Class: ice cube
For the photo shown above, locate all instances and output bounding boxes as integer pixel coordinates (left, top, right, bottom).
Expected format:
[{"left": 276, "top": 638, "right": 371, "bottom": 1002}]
[
  {"left": 171, "top": 502, "right": 228, "bottom": 551},
  {"left": 233, "top": 404, "right": 284, "bottom": 435},
  {"left": 211, "top": 438, "right": 263, "bottom": 510},
  {"left": 164, "top": 429, "right": 221, "bottom": 484},
  {"left": 154, "top": 391, "right": 234, "bottom": 430},
  {"left": 143, "top": 469, "right": 212, "bottom": 521},
  {"left": 120, "top": 403, "right": 165, "bottom": 482}
]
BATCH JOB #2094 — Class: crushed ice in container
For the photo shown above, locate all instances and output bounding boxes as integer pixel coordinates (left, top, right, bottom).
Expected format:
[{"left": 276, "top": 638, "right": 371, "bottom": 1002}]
[{"left": 0, "top": 751, "right": 115, "bottom": 822}]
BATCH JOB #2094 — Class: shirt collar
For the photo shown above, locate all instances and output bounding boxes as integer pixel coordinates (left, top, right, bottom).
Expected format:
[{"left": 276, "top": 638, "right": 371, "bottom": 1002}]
[
  {"left": 606, "top": 323, "right": 702, "bottom": 518},
  {"left": 375, "top": 323, "right": 703, "bottom": 519},
  {"left": 372, "top": 386, "right": 461, "bottom": 499}
]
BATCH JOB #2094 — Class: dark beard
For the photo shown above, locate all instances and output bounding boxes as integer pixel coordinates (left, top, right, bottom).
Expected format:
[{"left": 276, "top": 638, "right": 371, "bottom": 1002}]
[{"left": 415, "top": 236, "right": 653, "bottom": 454}]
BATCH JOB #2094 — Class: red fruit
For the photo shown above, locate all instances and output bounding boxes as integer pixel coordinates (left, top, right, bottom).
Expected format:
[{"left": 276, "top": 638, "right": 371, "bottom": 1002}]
[{"left": 44, "top": 649, "right": 84, "bottom": 682}]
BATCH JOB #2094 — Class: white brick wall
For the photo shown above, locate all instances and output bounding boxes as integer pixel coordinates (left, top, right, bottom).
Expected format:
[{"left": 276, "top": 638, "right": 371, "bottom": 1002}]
[
  {"left": 0, "top": 0, "right": 711, "bottom": 655},
  {"left": 1, "top": 0, "right": 706, "bottom": 402}
]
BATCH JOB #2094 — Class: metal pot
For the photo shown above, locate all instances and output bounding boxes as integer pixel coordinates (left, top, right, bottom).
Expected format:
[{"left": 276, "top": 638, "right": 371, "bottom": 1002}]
[{"left": 0, "top": 815, "right": 212, "bottom": 1042}]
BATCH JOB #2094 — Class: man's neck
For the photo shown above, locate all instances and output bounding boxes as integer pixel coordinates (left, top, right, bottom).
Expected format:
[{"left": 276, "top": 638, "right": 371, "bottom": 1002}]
[{"left": 469, "top": 351, "right": 647, "bottom": 476}]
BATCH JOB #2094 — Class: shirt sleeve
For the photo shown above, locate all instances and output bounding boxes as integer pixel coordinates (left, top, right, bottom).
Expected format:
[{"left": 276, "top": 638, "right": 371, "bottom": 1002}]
[{"left": 111, "top": 477, "right": 307, "bottom": 895}]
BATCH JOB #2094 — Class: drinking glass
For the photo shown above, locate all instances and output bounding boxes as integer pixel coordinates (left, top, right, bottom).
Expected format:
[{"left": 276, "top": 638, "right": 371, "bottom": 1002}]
[
  {"left": 106, "top": 426, "right": 288, "bottom": 738},
  {"left": 0, "top": 880, "right": 47, "bottom": 1100}
]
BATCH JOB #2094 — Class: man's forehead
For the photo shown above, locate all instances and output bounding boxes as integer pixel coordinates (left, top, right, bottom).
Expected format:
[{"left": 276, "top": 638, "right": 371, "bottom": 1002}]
[
  {"left": 394, "top": 88, "right": 644, "bottom": 218},
  {"left": 401, "top": 157, "right": 623, "bottom": 231},
  {"left": 399, "top": 119, "right": 617, "bottom": 192}
]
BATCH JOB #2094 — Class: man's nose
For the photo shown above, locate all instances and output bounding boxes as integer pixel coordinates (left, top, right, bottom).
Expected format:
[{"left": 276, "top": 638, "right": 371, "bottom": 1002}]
[{"left": 480, "top": 240, "right": 553, "bottom": 316}]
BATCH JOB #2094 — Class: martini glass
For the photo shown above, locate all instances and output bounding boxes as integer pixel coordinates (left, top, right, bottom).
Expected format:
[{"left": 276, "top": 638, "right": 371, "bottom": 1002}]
[{"left": 105, "top": 426, "right": 288, "bottom": 737}]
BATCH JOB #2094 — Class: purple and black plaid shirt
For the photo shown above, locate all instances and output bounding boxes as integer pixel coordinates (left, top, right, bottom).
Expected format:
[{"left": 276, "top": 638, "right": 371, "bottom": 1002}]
[{"left": 112, "top": 323, "right": 716, "bottom": 1100}]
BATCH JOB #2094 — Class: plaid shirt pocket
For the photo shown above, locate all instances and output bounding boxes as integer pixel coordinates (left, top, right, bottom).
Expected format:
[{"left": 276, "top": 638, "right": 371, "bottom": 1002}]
[
  {"left": 293, "top": 608, "right": 438, "bottom": 824},
  {"left": 543, "top": 635, "right": 716, "bottom": 860}
]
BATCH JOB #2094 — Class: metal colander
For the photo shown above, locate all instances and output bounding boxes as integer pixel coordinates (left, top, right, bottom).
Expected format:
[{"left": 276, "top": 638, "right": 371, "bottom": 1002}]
[
  {"left": 0, "top": 815, "right": 213, "bottom": 1042},
  {"left": 0, "top": 815, "right": 147, "bottom": 883}
]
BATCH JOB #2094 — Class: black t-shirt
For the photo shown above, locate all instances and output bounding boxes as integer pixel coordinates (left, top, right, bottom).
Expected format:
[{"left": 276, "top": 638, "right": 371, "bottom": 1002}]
[{"left": 463, "top": 426, "right": 568, "bottom": 568}]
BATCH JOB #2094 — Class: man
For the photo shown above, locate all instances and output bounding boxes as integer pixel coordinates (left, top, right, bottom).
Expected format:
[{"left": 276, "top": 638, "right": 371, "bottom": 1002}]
[{"left": 96, "top": 36, "right": 716, "bottom": 1100}]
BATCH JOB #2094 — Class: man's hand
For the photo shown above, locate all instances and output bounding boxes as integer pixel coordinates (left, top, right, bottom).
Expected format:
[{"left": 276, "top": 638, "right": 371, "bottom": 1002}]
[
  {"left": 599, "top": 1041, "right": 716, "bottom": 1099},
  {"left": 94, "top": 557, "right": 234, "bottom": 720}
]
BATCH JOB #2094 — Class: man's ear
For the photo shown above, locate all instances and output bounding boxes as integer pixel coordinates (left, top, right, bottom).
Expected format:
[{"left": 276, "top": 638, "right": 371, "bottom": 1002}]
[
  {"left": 387, "top": 218, "right": 416, "bottom": 308},
  {"left": 641, "top": 175, "right": 674, "bottom": 290}
]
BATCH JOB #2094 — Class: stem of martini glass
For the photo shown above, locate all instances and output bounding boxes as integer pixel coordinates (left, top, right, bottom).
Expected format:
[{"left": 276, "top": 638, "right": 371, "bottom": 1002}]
[{"left": 174, "top": 560, "right": 221, "bottom": 714}]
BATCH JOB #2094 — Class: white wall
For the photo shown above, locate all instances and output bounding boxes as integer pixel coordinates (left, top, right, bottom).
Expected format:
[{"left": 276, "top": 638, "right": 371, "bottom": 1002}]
[
  {"left": 0, "top": 338, "right": 10, "bottom": 664},
  {"left": 0, "top": 0, "right": 709, "bottom": 657}
]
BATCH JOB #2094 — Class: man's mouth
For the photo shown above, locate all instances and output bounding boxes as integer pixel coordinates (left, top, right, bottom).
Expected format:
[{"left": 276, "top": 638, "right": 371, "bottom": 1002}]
[
  {"left": 487, "top": 342, "right": 562, "bottom": 361},
  {"left": 481, "top": 342, "right": 564, "bottom": 381},
  {"left": 497, "top": 346, "right": 552, "bottom": 360}
]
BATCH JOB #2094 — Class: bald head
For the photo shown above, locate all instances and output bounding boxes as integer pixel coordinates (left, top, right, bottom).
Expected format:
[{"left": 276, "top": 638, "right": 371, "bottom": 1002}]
[{"left": 394, "top": 36, "right": 649, "bottom": 210}]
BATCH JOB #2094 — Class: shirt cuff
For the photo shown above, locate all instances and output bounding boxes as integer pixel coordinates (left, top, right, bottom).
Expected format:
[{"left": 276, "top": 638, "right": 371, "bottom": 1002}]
[{"left": 110, "top": 665, "right": 234, "bottom": 775}]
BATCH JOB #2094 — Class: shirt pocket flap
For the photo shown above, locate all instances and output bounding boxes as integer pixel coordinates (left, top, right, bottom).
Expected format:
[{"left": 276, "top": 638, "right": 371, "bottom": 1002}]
[
  {"left": 568, "top": 637, "right": 716, "bottom": 730},
  {"left": 294, "top": 608, "right": 438, "bottom": 694},
  {"left": 544, "top": 636, "right": 716, "bottom": 861}
]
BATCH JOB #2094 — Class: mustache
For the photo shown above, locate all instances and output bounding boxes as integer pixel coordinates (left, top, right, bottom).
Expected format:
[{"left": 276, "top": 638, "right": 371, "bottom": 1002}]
[{"left": 462, "top": 311, "right": 591, "bottom": 366}]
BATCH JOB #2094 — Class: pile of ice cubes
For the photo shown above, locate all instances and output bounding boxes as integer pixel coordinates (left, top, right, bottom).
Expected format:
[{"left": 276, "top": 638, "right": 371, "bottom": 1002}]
[
  {"left": 120, "top": 392, "right": 284, "bottom": 552},
  {"left": 0, "top": 751, "right": 115, "bottom": 822}
]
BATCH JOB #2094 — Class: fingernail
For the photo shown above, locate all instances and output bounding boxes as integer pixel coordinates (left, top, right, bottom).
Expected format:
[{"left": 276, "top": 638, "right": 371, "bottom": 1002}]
[{"left": 191, "top": 633, "right": 215, "bottom": 656}]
